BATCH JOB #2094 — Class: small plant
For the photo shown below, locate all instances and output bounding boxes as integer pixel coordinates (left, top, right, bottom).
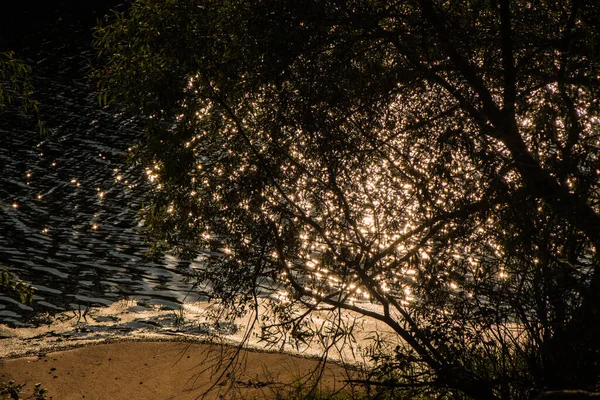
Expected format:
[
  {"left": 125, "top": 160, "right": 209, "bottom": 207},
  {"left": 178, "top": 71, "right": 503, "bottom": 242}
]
[
  {"left": 0, "top": 381, "right": 47, "bottom": 400},
  {"left": 0, "top": 380, "right": 24, "bottom": 400},
  {"left": 0, "top": 268, "right": 35, "bottom": 305},
  {"left": 175, "top": 307, "right": 185, "bottom": 327},
  {"left": 31, "top": 383, "right": 48, "bottom": 400},
  {"left": 172, "top": 305, "right": 186, "bottom": 328},
  {"left": 74, "top": 303, "right": 93, "bottom": 324}
]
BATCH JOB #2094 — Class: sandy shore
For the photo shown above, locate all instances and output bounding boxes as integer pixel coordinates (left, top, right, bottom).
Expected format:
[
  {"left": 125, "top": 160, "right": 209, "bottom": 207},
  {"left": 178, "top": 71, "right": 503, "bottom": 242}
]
[
  {"left": 0, "top": 299, "right": 388, "bottom": 398},
  {"left": 0, "top": 340, "right": 362, "bottom": 399}
]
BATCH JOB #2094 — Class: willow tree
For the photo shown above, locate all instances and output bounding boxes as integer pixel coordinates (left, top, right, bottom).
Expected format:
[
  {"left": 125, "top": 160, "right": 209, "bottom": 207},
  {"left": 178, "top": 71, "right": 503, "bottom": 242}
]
[{"left": 94, "top": 1, "right": 600, "bottom": 398}]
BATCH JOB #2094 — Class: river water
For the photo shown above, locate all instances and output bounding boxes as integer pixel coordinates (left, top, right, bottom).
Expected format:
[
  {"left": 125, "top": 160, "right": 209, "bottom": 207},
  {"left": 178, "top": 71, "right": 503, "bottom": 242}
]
[{"left": 0, "top": 1, "right": 204, "bottom": 326}]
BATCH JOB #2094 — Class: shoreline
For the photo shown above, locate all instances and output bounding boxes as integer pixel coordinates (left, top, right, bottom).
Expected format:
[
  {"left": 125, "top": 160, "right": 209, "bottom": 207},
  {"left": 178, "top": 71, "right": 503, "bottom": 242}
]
[
  {"left": 1, "top": 298, "right": 391, "bottom": 398},
  {"left": 0, "top": 298, "right": 394, "bottom": 363}
]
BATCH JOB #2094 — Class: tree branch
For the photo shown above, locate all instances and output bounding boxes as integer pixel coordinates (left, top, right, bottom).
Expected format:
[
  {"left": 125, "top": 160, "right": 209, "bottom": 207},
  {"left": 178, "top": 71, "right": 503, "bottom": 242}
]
[
  {"left": 499, "top": 0, "right": 516, "bottom": 114},
  {"left": 417, "top": 0, "right": 503, "bottom": 124}
]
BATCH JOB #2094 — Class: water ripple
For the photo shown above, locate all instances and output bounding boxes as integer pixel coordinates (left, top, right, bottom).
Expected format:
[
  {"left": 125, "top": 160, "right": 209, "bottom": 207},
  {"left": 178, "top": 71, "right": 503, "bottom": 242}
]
[{"left": 0, "top": 14, "right": 204, "bottom": 326}]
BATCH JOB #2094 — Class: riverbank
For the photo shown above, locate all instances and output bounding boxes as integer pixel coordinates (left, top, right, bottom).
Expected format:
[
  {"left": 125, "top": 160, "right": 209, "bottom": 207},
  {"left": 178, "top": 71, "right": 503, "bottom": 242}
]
[
  {"left": 0, "top": 340, "right": 361, "bottom": 399},
  {"left": 1, "top": 299, "right": 390, "bottom": 398}
]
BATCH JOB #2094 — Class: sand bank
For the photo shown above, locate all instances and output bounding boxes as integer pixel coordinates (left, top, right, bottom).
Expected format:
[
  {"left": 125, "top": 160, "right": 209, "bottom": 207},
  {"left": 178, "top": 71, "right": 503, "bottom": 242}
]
[
  {"left": 1, "top": 299, "right": 379, "bottom": 399},
  {"left": 0, "top": 340, "right": 362, "bottom": 399}
]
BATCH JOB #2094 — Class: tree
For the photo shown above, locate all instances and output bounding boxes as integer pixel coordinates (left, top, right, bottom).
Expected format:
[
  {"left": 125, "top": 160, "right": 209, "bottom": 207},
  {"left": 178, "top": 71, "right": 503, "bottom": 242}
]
[{"left": 93, "top": 0, "right": 600, "bottom": 398}]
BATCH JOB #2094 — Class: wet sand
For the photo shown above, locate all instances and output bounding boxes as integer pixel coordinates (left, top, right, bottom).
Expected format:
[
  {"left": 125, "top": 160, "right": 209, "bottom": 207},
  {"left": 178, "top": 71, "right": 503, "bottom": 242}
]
[{"left": 0, "top": 340, "right": 361, "bottom": 399}]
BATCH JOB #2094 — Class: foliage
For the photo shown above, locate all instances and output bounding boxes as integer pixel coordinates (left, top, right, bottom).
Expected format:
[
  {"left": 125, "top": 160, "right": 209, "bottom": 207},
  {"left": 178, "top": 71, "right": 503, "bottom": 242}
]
[
  {"left": 0, "top": 381, "right": 47, "bottom": 400},
  {"left": 0, "top": 268, "right": 35, "bottom": 305},
  {"left": 0, "top": 51, "right": 45, "bottom": 133},
  {"left": 94, "top": 1, "right": 600, "bottom": 399}
]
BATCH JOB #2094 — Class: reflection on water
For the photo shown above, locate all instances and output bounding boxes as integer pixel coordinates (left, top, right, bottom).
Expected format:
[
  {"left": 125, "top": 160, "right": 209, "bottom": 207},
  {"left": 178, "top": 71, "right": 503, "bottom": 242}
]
[{"left": 0, "top": 7, "right": 204, "bottom": 326}]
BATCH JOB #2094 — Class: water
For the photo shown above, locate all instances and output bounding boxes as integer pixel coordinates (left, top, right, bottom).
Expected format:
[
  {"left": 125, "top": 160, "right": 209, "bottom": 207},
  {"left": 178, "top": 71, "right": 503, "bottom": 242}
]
[{"left": 0, "top": 2, "right": 203, "bottom": 326}]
